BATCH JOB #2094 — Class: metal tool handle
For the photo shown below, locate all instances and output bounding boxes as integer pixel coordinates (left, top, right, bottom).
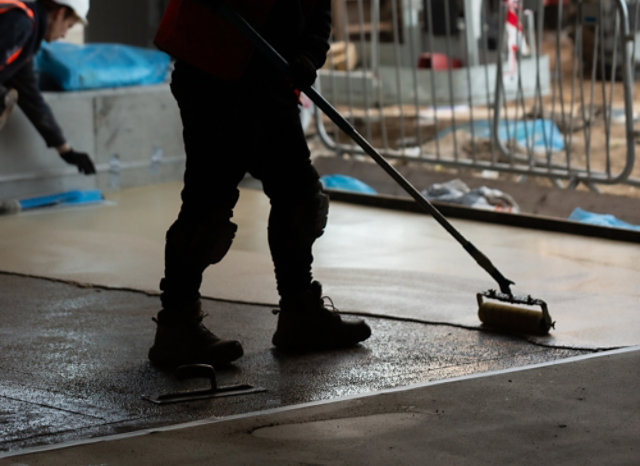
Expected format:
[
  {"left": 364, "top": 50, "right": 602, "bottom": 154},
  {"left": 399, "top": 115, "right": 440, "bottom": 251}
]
[{"left": 208, "top": 0, "right": 515, "bottom": 295}]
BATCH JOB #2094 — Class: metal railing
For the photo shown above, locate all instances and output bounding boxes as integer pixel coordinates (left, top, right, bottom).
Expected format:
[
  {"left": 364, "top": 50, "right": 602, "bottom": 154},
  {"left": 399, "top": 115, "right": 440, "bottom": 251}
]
[{"left": 314, "top": 0, "right": 638, "bottom": 190}]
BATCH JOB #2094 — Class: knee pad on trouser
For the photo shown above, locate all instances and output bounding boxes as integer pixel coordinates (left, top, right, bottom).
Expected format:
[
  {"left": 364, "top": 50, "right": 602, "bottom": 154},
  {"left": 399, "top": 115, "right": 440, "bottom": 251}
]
[
  {"left": 307, "top": 191, "right": 330, "bottom": 241},
  {"left": 161, "top": 218, "right": 237, "bottom": 307},
  {"left": 165, "top": 218, "right": 238, "bottom": 272},
  {"left": 269, "top": 191, "right": 330, "bottom": 246}
]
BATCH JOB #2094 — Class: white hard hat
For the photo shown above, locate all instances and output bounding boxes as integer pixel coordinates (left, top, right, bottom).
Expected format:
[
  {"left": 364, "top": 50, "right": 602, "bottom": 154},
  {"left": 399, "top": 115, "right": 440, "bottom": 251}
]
[{"left": 56, "top": 0, "right": 90, "bottom": 25}]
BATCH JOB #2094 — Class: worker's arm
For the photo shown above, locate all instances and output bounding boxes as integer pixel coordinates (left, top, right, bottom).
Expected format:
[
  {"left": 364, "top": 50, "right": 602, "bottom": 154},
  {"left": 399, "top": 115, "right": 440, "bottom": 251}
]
[
  {"left": 6, "top": 61, "right": 96, "bottom": 174},
  {"left": 0, "top": 9, "right": 32, "bottom": 71},
  {"left": 300, "top": 0, "right": 331, "bottom": 69},
  {"left": 288, "top": 0, "right": 332, "bottom": 89},
  {"left": 6, "top": 59, "right": 66, "bottom": 148}
]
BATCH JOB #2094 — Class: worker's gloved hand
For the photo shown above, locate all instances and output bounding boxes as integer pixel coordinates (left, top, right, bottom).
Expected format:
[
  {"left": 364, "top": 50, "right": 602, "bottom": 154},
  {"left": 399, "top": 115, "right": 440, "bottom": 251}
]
[
  {"left": 288, "top": 54, "right": 317, "bottom": 89},
  {"left": 60, "top": 149, "right": 96, "bottom": 175}
]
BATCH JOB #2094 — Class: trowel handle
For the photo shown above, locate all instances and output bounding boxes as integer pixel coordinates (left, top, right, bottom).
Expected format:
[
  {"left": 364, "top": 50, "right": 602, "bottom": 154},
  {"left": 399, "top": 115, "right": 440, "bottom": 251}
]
[{"left": 175, "top": 364, "right": 217, "bottom": 390}]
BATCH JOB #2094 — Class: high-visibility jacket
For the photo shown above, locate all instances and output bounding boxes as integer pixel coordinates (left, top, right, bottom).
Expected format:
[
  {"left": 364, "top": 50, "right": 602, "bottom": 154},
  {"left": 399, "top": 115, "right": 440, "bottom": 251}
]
[
  {"left": 0, "top": 0, "right": 35, "bottom": 72},
  {"left": 0, "top": 0, "right": 66, "bottom": 148},
  {"left": 155, "top": 0, "right": 330, "bottom": 80}
]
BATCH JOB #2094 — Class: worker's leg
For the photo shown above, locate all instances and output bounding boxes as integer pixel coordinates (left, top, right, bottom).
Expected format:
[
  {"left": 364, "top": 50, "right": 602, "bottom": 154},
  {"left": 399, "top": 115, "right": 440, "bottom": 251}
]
[
  {"left": 149, "top": 63, "right": 246, "bottom": 368},
  {"left": 253, "top": 91, "right": 371, "bottom": 351}
]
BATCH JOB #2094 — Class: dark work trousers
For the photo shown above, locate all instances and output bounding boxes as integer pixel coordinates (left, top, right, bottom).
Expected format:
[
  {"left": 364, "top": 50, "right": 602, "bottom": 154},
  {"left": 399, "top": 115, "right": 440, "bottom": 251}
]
[{"left": 161, "top": 61, "right": 326, "bottom": 310}]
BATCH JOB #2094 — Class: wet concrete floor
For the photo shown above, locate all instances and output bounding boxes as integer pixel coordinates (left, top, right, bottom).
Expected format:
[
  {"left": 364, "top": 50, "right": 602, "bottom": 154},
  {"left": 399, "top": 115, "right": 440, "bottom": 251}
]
[
  {"left": 7, "top": 348, "right": 637, "bottom": 465},
  {"left": 0, "top": 272, "right": 588, "bottom": 454},
  {"left": 0, "top": 182, "right": 637, "bottom": 461}
]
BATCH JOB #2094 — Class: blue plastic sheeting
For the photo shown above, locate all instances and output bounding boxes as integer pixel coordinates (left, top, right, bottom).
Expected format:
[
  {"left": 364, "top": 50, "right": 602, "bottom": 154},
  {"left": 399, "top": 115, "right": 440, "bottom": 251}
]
[
  {"left": 35, "top": 42, "right": 171, "bottom": 91},
  {"left": 19, "top": 190, "right": 104, "bottom": 210},
  {"left": 569, "top": 207, "right": 640, "bottom": 231},
  {"left": 320, "top": 175, "right": 377, "bottom": 194},
  {"left": 438, "top": 119, "right": 564, "bottom": 153}
]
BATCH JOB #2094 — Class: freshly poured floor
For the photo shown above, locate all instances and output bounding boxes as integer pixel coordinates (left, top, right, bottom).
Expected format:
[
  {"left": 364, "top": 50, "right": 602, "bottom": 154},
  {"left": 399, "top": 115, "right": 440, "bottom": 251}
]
[
  {"left": 0, "top": 182, "right": 638, "bottom": 463},
  {"left": 0, "top": 182, "right": 637, "bottom": 348}
]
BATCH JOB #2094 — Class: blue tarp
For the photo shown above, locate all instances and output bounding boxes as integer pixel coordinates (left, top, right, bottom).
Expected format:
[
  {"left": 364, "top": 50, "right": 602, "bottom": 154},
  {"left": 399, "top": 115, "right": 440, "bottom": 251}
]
[
  {"left": 18, "top": 190, "right": 104, "bottom": 210},
  {"left": 438, "top": 119, "right": 565, "bottom": 153},
  {"left": 320, "top": 175, "right": 377, "bottom": 194},
  {"left": 35, "top": 42, "right": 171, "bottom": 91},
  {"left": 569, "top": 207, "right": 640, "bottom": 231}
]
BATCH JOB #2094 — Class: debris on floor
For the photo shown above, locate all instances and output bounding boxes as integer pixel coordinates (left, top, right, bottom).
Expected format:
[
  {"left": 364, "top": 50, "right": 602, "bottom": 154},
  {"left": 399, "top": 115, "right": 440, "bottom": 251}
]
[
  {"left": 320, "top": 174, "right": 377, "bottom": 194},
  {"left": 569, "top": 207, "right": 640, "bottom": 231},
  {"left": 421, "top": 178, "right": 519, "bottom": 212},
  {"left": 0, "top": 190, "right": 104, "bottom": 215}
]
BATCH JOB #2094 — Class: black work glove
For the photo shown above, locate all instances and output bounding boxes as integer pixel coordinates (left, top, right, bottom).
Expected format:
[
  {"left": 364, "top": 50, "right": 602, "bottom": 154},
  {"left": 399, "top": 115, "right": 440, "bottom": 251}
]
[
  {"left": 288, "top": 54, "right": 318, "bottom": 89},
  {"left": 60, "top": 149, "right": 96, "bottom": 175}
]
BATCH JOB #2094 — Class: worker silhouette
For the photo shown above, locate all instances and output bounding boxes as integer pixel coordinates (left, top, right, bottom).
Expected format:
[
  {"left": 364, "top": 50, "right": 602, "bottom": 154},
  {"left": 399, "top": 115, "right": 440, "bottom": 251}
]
[
  {"left": 0, "top": 0, "right": 95, "bottom": 175},
  {"left": 148, "top": 0, "right": 371, "bottom": 368}
]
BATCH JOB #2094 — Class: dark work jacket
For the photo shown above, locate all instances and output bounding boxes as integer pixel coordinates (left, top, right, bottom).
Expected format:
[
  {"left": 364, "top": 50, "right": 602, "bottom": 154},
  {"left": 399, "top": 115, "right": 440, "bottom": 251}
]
[
  {"left": 0, "top": 1, "right": 65, "bottom": 147},
  {"left": 248, "top": 0, "right": 331, "bottom": 80},
  {"left": 155, "top": 0, "right": 331, "bottom": 82}
]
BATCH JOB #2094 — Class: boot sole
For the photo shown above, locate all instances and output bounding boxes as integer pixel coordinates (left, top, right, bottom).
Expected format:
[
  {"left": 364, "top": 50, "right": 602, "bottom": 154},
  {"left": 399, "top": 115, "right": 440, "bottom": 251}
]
[
  {"left": 272, "top": 326, "right": 371, "bottom": 353},
  {"left": 148, "top": 343, "right": 244, "bottom": 369}
]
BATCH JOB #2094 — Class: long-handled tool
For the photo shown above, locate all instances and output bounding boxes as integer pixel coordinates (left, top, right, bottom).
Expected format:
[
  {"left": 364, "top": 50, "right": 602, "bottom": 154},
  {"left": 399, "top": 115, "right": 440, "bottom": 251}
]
[{"left": 207, "top": 0, "right": 554, "bottom": 335}]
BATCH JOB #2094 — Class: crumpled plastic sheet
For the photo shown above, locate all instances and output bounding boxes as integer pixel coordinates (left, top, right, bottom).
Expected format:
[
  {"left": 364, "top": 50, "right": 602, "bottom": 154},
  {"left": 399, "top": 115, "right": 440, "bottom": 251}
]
[
  {"left": 320, "top": 174, "right": 377, "bottom": 194},
  {"left": 437, "top": 119, "right": 564, "bottom": 153},
  {"left": 421, "top": 178, "right": 519, "bottom": 213},
  {"left": 569, "top": 207, "right": 640, "bottom": 231}
]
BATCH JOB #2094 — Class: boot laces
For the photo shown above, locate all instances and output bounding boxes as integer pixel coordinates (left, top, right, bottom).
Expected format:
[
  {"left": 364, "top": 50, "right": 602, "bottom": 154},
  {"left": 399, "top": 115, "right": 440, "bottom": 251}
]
[
  {"left": 272, "top": 295, "right": 339, "bottom": 315},
  {"left": 321, "top": 295, "right": 338, "bottom": 313}
]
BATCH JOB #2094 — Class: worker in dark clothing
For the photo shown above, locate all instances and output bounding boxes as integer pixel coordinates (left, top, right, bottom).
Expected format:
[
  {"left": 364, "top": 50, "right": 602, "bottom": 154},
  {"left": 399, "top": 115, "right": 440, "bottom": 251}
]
[
  {"left": 0, "top": 0, "right": 95, "bottom": 175},
  {"left": 150, "top": 0, "right": 371, "bottom": 368}
]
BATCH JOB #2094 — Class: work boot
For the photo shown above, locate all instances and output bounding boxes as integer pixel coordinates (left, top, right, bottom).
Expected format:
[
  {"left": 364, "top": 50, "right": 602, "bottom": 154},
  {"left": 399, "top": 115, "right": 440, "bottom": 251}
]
[
  {"left": 148, "top": 301, "right": 243, "bottom": 369},
  {"left": 272, "top": 281, "right": 371, "bottom": 352},
  {"left": 0, "top": 89, "right": 18, "bottom": 131}
]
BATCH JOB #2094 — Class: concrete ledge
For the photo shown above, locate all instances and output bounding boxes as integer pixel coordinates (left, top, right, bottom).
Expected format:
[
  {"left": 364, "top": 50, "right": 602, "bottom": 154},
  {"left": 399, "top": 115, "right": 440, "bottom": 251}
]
[{"left": 0, "top": 84, "right": 185, "bottom": 200}]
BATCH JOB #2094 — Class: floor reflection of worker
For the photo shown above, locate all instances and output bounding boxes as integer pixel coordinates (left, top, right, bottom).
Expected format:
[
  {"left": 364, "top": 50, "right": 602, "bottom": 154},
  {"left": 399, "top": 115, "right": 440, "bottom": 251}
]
[{"left": 0, "top": 0, "right": 95, "bottom": 175}]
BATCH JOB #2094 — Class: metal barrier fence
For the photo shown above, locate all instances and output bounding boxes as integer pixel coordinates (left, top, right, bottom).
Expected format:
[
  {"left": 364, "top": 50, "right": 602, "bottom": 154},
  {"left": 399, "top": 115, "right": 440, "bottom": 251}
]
[{"left": 314, "top": 0, "right": 638, "bottom": 190}]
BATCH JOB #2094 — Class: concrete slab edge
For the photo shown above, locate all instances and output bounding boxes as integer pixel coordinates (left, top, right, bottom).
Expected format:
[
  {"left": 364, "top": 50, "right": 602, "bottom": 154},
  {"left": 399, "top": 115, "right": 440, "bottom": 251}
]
[
  {"left": 325, "top": 189, "right": 640, "bottom": 243},
  {"left": 2, "top": 345, "right": 638, "bottom": 460},
  {"left": 0, "top": 271, "right": 623, "bottom": 352}
]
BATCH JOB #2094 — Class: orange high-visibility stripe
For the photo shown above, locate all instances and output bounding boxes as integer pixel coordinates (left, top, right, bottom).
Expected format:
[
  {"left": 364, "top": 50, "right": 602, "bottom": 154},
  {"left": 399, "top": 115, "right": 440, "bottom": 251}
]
[
  {"left": 0, "top": 0, "right": 34, "bottom": 18},
  {"left": 0, "top": 0, "right": 35, "bottom": 70},
  {"left": 5, "top": 47, "right": 24, "bottom": 66}
]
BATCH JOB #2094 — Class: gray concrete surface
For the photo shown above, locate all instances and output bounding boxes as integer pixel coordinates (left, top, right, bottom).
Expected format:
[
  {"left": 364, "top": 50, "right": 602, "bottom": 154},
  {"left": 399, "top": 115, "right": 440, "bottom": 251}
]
[
  {"left": 0, "top": 272, "right": 587, "bottom": 454},
  {"left": 0, "top": 183, "right": 637, "bottom": 349},
  {"left": 3, "top": 345, "right": 638, "bottom": 465},
  {"left": 0, "top": 182, "right": 637, "bottom": 464}
]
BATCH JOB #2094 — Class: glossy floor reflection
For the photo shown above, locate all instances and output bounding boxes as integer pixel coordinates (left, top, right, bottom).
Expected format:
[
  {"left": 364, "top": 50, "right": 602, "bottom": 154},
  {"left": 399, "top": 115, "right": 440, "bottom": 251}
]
[{"left": 0, "top": 273, "right": 587, "bottom": 453}]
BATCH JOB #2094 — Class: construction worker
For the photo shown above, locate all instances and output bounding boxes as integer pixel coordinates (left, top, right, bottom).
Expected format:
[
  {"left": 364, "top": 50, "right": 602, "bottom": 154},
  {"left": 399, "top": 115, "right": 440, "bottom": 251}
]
[
  {"left": 0, "top": 0, "right": 95, "bottom": 175},
  {"left": 149, "top": 0, "right": 371, "bottom": 368}
]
